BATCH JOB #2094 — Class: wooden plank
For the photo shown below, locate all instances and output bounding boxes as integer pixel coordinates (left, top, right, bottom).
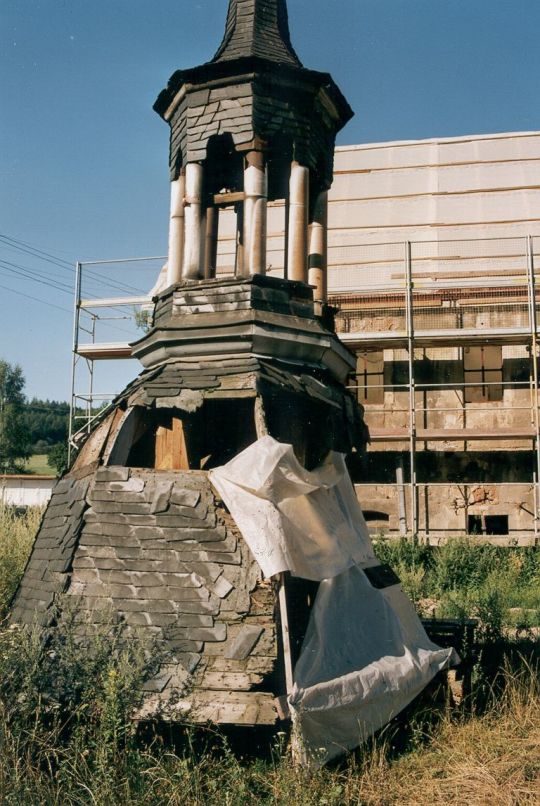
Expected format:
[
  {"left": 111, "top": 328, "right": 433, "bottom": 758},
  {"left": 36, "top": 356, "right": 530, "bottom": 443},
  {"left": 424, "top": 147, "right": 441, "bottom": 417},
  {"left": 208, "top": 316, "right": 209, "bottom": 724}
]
[
  {"left": 213, "top": 191, "right": 245, "bottom": 205},
  {"left": 278, "top": 575, "right": 294, "bottom": 695},
  {"left": 71, "top": 410, "right": 117, "bottom": 471},
  {"left": 105, "top": 408, "right": 141, "bottom": 466},
  {"left": 77, "top": 343, "right": 132, "bottom": 360},
  {"left": 172, "top": 417, "right": 189, "bottom": 470},
  {"left": 190, "top": 691, "right": 278, "bottom": 725},
  {"left": 201, "top": 671, "right": 255, "bottom": 691},
  {"left": 155, "top": 417, "right": 190, "bottom": 470},
  {"left": 369, "top": 427, "right": 536, "bottom": 442}
]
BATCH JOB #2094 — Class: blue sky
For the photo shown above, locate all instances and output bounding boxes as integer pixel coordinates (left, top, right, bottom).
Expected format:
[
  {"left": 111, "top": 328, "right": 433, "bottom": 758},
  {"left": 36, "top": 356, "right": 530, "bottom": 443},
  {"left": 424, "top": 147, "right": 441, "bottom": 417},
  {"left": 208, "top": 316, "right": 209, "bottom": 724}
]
[{"left": 1, "top": 0, "right": 540, "bottom": 401}]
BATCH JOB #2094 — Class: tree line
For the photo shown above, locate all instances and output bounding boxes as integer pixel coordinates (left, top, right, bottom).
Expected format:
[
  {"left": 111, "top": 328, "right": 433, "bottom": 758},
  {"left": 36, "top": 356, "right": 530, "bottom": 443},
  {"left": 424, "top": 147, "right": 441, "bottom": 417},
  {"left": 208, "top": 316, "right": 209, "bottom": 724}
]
[{"left": 0, "top": 359, "right": 69, "bottom": 475}]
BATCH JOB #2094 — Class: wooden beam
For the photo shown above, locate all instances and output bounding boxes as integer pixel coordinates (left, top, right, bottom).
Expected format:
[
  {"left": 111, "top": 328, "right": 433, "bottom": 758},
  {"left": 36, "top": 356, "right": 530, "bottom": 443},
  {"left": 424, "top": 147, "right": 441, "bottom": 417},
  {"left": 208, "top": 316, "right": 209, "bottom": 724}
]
[
  {"left": 368, "top": 427, "right": 536, "bottom": 442},
  {"left": 155, "top": 417, "right": 189, "bottom": 470},
  {"left": 213, "top": 191, "right": 245, "bottom": 206}
]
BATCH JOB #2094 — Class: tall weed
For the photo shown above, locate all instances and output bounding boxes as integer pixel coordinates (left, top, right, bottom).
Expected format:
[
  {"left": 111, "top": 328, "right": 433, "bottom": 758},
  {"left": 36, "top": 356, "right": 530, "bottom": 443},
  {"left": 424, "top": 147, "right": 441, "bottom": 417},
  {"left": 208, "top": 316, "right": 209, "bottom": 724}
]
[{"left": 0, "top": 505, "right": 40, "bottom": 617}]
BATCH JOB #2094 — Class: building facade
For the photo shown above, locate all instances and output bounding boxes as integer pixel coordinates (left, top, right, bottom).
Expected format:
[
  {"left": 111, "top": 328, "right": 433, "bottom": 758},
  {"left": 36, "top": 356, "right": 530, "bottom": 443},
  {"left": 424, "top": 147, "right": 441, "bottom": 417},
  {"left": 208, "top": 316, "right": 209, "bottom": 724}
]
[{"left": 328, "top": 132, "right": 540, "bottom": 544}]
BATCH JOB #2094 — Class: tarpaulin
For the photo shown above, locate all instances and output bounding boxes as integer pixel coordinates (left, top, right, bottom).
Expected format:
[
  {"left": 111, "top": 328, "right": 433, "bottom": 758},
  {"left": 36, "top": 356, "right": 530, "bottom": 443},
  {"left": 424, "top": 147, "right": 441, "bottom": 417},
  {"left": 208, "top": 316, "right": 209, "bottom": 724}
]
[
  {"left": 289, "top": 565, "right": 458, "bottom": 764},
  {"left": 210, "top": 436, "right": 458, "bottom": 764},
  {"left": 209, "top": 435, "right": 375, "bottom": 581}
]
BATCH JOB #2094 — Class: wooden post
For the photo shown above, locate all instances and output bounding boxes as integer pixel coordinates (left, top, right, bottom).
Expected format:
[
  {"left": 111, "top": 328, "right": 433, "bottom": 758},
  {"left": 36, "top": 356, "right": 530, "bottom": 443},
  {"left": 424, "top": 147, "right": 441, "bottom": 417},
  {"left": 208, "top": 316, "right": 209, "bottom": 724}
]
[
  {"left": 203, "top": 206, "right": 219, "bottom": 280},
  {"left": 308, "top": 190, "right": 328, "bottom": 304},
  {"left": 243, "top": 151, "right": 268, "bottom": 276},
  {"left": 182, "top": 162, "right": 204, "bottom": 280},
  {"left": 287, "top": 162, "right": 309, "bottom": 283},
  {"left": 167, "top": 171, "right": 186, "bottom": 286},
  {"left": 235, "top": 203, "right": 245, "bottom": 277},
  {"left": 278, "top": 574, "right": 294, "bottom": 695}
]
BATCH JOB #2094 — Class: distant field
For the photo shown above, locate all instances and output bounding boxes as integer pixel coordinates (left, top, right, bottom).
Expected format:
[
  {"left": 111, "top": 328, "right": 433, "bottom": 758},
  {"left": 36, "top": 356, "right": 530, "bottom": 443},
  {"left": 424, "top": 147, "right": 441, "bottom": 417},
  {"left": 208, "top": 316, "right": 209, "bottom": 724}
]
[{"left": 24, "top": 454, "right": 53, "bottom": 475}]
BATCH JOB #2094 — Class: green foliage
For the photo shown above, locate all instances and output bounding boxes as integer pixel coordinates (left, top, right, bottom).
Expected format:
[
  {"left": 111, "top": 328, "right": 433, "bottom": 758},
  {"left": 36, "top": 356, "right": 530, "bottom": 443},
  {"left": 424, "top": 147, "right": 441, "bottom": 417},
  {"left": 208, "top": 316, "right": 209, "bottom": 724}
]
[
  {"left": 47, "top": 442, "right": 68, "bottom": 476},
  {"left": 373, "top": 536, "right": 540, "bottom": 630},
  {"left": 431, "top": 538, "right": 502, "bottom": 595},
  {"left": 0, "top": 360, "right": 31, "bottom": 473},
  {"left": 23, "top": 398, "right": 69, "bottom": 452},
  {"left": 0, "top": 614, "right": 160, "bottom": 803},
  {"left": 133, "top": 307, "right": 151, "bottom": 333}
]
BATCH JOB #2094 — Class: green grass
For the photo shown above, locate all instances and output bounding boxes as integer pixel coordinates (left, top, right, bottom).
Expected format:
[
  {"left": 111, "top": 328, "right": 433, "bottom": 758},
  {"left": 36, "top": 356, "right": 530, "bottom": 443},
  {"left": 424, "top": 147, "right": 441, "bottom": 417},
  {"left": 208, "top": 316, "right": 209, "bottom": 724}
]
[
  {"left": 373, "top": 536, "right": 540, "bottom": 631},
  {"left": 0, "top": 509, "right": 538, "bottom": 804},
  {"left": 24, "top": 453, "right": 53, "bottom": 475}
]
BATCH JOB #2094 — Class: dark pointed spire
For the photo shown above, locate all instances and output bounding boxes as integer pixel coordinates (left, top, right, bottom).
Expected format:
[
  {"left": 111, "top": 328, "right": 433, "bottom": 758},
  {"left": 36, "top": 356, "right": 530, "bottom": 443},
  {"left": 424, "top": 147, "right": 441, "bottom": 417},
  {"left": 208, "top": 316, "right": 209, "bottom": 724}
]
[{"left": 213, "top": 0, "right": 302, "bottom": 67}]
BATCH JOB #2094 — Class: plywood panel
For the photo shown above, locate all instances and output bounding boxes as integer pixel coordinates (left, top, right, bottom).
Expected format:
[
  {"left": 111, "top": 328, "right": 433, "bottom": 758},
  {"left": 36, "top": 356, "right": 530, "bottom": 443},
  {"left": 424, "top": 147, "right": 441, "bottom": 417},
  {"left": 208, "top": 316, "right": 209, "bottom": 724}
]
[{"left": 155, "top": 417, "right": 189, "bottom": 470}]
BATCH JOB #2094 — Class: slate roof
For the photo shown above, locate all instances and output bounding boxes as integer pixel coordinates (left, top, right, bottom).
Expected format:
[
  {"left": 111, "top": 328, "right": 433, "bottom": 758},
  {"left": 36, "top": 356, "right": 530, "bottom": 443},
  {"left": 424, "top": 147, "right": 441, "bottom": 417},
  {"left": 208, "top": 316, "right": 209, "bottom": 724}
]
[
  {"left": 111, "top": 355, "right": 366, "bottom": 454},
  {"left": 118, "top": 356, "right": 345, "bottom": 407},
  {"left": 11, "top": 477, "right": 90, "bottom": 626},
  {"left": 212, "top": 0, "right": 302, "bottom": 67},
  {"left": 11, "top": 467, "right": 279, "bottom": 724},
  {"left": 153, "top": 0, "right": 353, "bottom": 188}
]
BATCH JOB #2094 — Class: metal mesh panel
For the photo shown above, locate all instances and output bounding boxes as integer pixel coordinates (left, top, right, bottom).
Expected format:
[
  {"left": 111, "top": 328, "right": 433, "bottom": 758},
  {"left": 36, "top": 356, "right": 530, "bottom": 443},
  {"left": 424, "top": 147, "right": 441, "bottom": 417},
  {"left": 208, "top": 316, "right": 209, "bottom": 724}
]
[
  {"left": 331, "top": 237, "right": 533, "bottom": 337},
  {"left": 328, "top": 241, "right": 405, "bottom": 292}
]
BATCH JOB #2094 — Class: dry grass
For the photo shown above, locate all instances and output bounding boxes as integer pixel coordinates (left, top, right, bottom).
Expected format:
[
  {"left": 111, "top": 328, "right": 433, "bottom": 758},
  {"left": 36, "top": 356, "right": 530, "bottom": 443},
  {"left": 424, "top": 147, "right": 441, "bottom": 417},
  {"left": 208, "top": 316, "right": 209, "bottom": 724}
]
[
  {"left": 0, "top": 504, "right": 41, "bottom": 617},
  {"left": 111, "top": 664, "right": 539, "bottom": 806},
  {"left": 346, "top": 664, "right": 540, "bottom": 805}
]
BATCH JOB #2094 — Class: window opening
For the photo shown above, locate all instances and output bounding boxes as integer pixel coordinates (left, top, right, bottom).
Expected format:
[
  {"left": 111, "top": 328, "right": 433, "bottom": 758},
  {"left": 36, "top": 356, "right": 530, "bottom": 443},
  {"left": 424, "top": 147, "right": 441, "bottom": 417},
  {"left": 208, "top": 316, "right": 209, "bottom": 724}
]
[
  {"left": 467, "top": 514, "right": 508, "bottom": 535},
  {"left": 363, "top": 510, "right": 390, "bottom": 523},
  {"left": 463, "top": 346, "right": 503, "bottom": 403},
  {"left": 124, "top": 399, "right": 257, "bottom": 470},
  {"left": 355, "top": 350, "right": 384, "bottom": 404}
]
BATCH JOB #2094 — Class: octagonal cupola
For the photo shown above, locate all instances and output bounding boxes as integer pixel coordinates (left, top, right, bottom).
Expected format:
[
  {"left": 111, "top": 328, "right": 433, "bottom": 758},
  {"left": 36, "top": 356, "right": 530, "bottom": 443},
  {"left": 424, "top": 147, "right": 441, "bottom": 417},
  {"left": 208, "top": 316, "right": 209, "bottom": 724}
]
[{"left": 154, "top": 0, "right": 353, "bottom": 303}]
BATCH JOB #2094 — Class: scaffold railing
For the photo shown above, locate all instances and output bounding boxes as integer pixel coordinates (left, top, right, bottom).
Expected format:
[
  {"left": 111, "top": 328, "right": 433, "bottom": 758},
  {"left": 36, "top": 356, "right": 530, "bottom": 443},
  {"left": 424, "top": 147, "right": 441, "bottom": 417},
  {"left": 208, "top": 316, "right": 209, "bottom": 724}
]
[{"left": 68, "top": 256, "right": 166, "bottom": 458}]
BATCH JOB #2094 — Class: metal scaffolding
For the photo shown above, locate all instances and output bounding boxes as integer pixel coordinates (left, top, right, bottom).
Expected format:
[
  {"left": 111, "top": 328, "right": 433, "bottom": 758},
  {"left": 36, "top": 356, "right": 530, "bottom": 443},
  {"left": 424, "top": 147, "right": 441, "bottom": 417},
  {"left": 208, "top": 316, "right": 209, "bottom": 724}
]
[
  {"left": 67, "top": 236, "right": 540, "bottom": 544},
  {"left": 68, "top": 256, "right": 165, "bottom": 461},
  {"left": 333, "top": 235, "right": 540, "bottom": 544}
]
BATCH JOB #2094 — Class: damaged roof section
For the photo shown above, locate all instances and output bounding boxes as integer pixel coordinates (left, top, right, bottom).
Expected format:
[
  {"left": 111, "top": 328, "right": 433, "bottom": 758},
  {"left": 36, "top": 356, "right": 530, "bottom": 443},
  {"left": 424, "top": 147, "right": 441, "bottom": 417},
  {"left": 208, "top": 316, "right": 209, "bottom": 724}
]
[{"left": 11, "top": 467, "right": 279, "bottom": 724}]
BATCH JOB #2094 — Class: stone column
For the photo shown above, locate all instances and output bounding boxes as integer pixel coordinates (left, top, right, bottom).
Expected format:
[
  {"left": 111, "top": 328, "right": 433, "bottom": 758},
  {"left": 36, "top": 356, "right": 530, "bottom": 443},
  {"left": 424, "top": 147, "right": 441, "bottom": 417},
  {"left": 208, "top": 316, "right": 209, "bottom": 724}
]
[
  {"left": 242, "top": 151, "right": 268, "bottom": 276},
  {"left": 166, "top": 171, "right": 186, "bottom": 286},
  {"left": 308, "top": 190, "right": 328, "bottom": 303},
  {"left": 287, "top": 162, "right": 309, "bottom": 283},
  {"left": 182, "top": 162, "right": 204, "bottom": 280}
]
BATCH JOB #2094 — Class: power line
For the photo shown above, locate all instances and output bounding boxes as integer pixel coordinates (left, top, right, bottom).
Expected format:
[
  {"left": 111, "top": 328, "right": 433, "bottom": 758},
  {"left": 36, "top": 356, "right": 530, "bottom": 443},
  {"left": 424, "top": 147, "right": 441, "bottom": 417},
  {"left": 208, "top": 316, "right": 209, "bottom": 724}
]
[
  {"left": 0, "top": 235, "right": 73, "bottom": 270},
  {"left": 0, "top": 233, "right": 150, "bottom": 295},
  {"left": 0, "top": 234, "right": 76, "bottom": 262},
  {"left": 0, "top": 257, "right": 117, "bottom": 300},
  {"left": 0, "top": 281, "right": 72, "bottom": 314},
  {"left": 0, "top": 259, "right": 74, "bottom": 295},
  {"left": 0, "top": 257, "right": 74, "bottom": 289}
]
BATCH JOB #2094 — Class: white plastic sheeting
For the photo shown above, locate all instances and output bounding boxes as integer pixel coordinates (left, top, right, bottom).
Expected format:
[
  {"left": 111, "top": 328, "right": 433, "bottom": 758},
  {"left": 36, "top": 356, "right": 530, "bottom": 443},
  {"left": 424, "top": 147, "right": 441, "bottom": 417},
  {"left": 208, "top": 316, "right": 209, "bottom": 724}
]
[
  {"left": 290, "top": 566, "right": 458, "bottom": 764},
  {"left": 210, "top": 436, "right": 458, "bottom": 764},
  {"left": 209, "top": 436, "right": 375, "bottom": 581}
]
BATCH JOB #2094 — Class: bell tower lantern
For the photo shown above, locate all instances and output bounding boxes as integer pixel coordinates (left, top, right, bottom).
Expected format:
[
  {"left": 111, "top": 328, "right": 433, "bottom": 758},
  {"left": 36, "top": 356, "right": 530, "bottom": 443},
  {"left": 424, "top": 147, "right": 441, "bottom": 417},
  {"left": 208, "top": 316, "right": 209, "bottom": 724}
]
[{"left": 154, "top": 0, "right": 353, "bottom": 303}]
